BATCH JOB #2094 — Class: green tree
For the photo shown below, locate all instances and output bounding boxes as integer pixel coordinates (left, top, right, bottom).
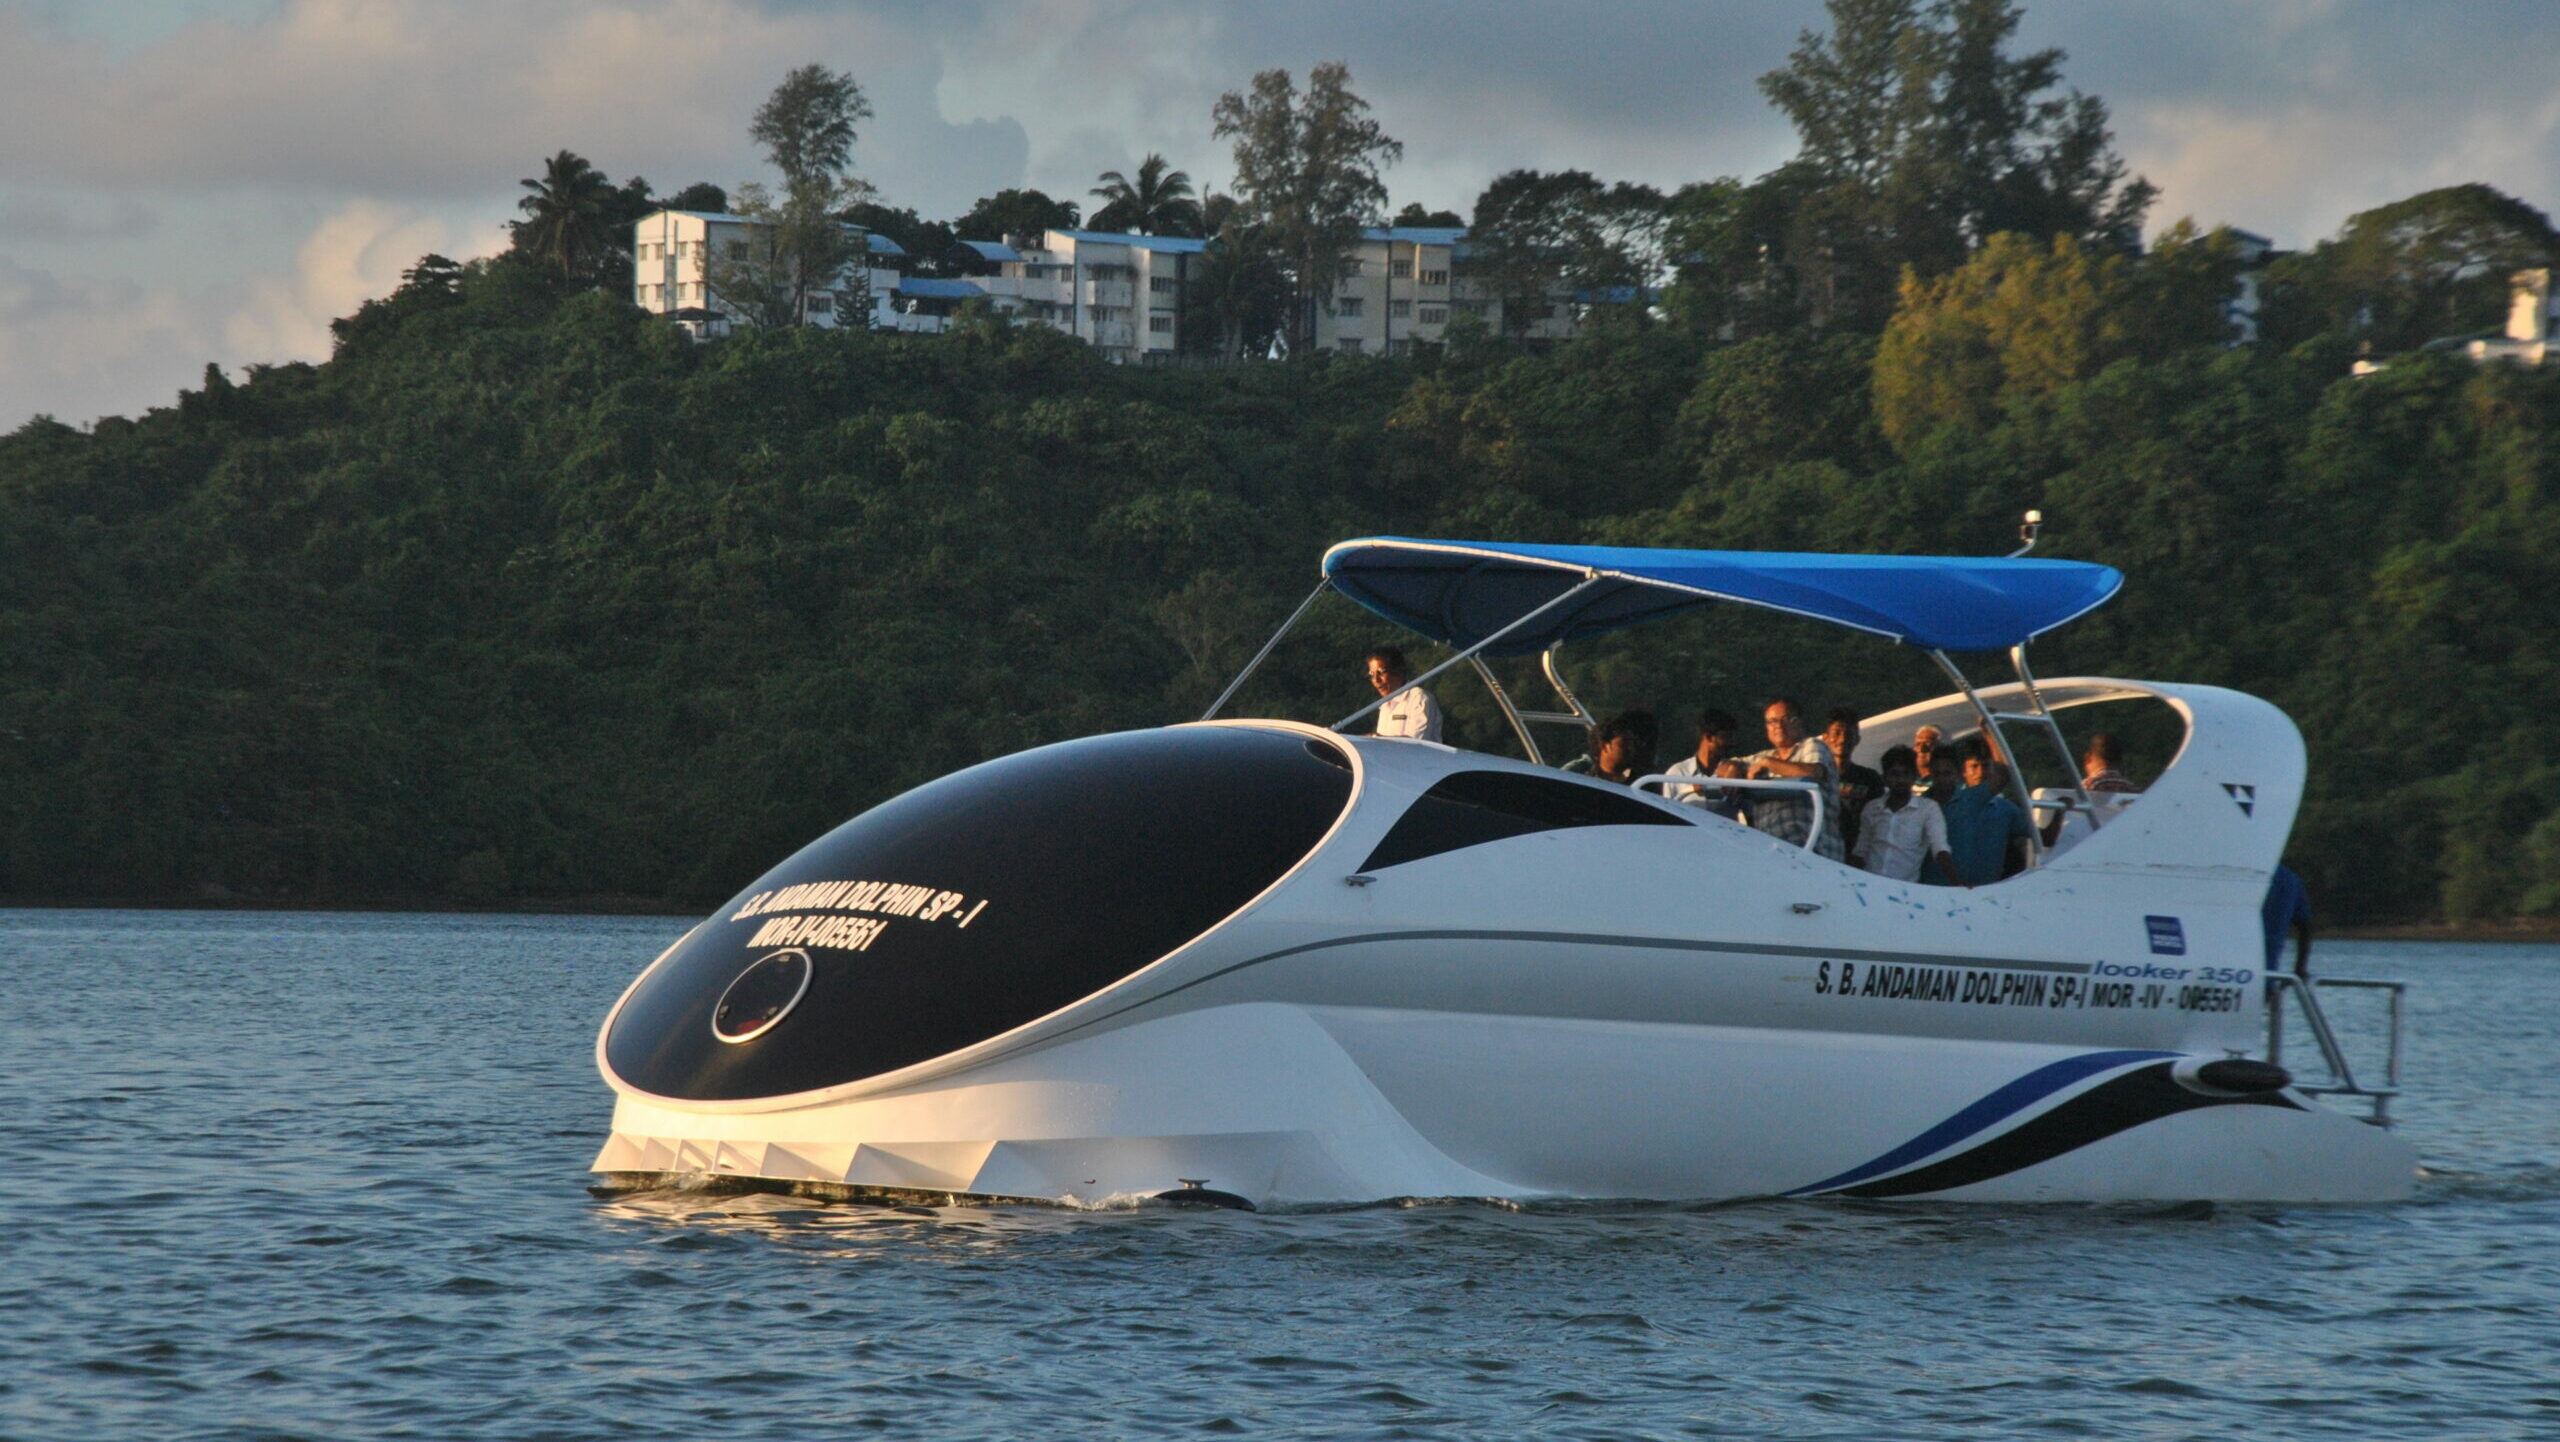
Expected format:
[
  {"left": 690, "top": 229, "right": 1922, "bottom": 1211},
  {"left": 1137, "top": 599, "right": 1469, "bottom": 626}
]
[
  {"left": 1466, "top": 169, "right": 1669, "bottom": 340},
  {"left": 663, "top": 181, "right": 728, "bottom": 214},
  {"left": 1089, "top": 154, "right": 1204, "bottom": 237},
  {"left": 512, "top": 150, "right": 617, "bottom": 283},
  {"left": 953, "top": 188, "right": 1080, "bottom": 241},
  {"left": 1181, "top": 223, "right": 1290, "bottom": 359},
  {"left": 1212, "top": 62, "right": 1403, "bottom": 353},
  {"left": 2261, "top": 184, "right": 2558, "bottom": 352},
  {"left": 752, "top": 63, "right": 871, "bottom": 192},
  {"left": 1392, "top": 202, "right": 1464, "bottom": 228},
  {"left": 1872, "top": 230, "right": 2131, "bottom": 448},
  {"left": 713, "top": 66, "right": 879, "bottom": 327},
  {"left": 1757, "top": 0, "right": 2151, "bottom": 327}
]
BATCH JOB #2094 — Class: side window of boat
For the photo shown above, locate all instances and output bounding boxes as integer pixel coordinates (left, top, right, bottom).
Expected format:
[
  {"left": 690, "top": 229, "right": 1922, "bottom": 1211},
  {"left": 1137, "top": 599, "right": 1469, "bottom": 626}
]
[{"left": 1361, "top": 770, "right": 1688, "bottom": 871}]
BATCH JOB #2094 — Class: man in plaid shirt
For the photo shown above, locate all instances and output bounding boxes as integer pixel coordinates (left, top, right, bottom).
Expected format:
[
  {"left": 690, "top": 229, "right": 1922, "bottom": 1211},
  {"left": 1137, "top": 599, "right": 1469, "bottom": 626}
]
[{"left": 1743, "top": 697, "right": 1844, "bottom": 860}]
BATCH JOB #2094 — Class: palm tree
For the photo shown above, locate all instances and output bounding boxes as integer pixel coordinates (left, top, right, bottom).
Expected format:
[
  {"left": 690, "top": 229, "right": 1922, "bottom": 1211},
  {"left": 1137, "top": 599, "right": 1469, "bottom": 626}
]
[
  {"left": 514, "top": 150, "right": 617, "bottom": 282},
  {"left": 1089, "top": 154, "right": 1204, "bottom": 237}
]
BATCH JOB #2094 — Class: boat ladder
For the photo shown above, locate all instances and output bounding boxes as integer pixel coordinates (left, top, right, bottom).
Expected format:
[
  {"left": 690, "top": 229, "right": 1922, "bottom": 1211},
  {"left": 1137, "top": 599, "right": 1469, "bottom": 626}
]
[{"left": 2264, "top": 972, "right": 2406, "bottom": 1126}]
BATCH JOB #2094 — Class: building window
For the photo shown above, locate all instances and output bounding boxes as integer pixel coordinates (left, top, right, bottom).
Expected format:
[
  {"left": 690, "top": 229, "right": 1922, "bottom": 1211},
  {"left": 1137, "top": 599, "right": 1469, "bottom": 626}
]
[
  {"left": 1150, "top": 314, "right": 1174, "bottom": 333},
  {"left": 1421, "top": 269, "right": 1448, "bottom": 286},
  {"left": 1391, "top": 258, "right": 1412, "bottom": 279},
  {"left": 807, "top": 294, "right": 833, "bottom": 313},
  {"left": 1389, "top": 299, "right": 1411, "bottom": 319},
  {"left": 1419, "top": 306, "right": 1447, "bottom": 324},
  {"left": 1387, "top": 339, "right": 1411, "bottom": 356},
  {"left": 1343, "top": 259, "right": 1365, "bottom": 276},
  {"left": 1151, "top": 276, "right": 1177, "bottom": 294},
  {"left": 1336, "top": 297, "right": 1365, "bottom": 317},
  {"left": 1338, "top": 337, "right": 1364, "bottom": 353},
  {"left": 726, "top": 241, "right": 747, "bottom": 260}
]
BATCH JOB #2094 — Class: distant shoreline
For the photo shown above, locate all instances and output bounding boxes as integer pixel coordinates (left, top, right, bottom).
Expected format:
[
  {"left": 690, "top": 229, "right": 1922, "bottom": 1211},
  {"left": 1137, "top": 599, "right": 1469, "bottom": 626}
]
[
  {"left": 5, "top": 895, "right": 2555, "bottom": 943},
  {"left": 0, "top": 894, "right": 701, "bottom": 918},
  {"left": 2326, "top": 921, "right": 2560, "bottom": 945}
]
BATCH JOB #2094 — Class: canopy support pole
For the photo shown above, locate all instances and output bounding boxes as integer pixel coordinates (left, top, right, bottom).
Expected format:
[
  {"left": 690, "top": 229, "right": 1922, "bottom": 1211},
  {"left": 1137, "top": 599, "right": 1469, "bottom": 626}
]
[
  {"left": 1469, "top": 656, "right": 1545, "bottom": 765},
  {"left": 1200, "top": 578, "right": 1333, "bottom": 722},
  {"left": 2007, "top": 642, "right": 2099, "bottom": 829},
  {"left": 1334, "top": 575, "right": 1604, "bottom": 734},
  {"left": 1540, "top": 645, "right": 1597, "bottom": 731},
  {"left": 1928, "top": 648, "right": 2046, "bottom": 868}
]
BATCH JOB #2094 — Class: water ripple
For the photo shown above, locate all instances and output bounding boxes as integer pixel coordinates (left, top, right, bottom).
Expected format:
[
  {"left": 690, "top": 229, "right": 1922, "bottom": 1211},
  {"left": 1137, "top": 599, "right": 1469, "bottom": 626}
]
[{"left": 2, "top": 919, "right": 2556, "bottom": 1440}]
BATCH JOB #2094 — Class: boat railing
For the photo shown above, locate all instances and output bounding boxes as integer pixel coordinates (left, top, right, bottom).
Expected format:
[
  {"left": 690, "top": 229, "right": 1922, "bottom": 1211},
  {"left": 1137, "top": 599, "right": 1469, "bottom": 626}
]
[
  {"left": 2264, "top": 972, "right": 2406, "bottom": 1127},
  {"left": 1631, "top": 775, "right": 1827, "bottom": 853}
]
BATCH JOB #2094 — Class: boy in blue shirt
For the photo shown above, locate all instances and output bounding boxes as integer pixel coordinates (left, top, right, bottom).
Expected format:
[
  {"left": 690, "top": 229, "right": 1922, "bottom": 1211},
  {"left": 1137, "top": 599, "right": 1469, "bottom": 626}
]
[{"left": 1940, "top": 752, "right": 2033, "bottom": 886}]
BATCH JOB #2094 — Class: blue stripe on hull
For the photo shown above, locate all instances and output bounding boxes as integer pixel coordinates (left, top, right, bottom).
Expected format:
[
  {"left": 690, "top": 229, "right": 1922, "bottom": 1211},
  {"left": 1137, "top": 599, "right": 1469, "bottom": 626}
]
[{"left": 1786, "top": 1050, "right": 2177, "bottom": 1196}]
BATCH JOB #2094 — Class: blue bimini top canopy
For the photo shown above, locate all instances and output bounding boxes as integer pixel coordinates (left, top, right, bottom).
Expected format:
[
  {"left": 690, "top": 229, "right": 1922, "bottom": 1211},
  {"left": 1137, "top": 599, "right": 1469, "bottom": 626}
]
[{"left": 1320, "top": 538, "right": 2123, "bottom": 656}]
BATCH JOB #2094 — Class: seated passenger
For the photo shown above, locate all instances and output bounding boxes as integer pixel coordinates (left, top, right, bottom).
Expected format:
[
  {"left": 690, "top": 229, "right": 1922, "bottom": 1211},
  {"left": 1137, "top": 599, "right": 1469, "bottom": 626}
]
[
  {"left": 1852, "top": 746, "right": 1958, "bottom": 884},
  {"left": 1563, "top": 711, "right": 1655, "bottom": 787},
  {"left": 1366, "top": 646, "right": 1443, "bottom": 742},
  {"left": 1663, "top": 708, "right": 1747, "bottom": 819},
  {"left": 1940, "top": 749, "right": 2034, "bottom": 886},
  {"left": 1743, "top": 698, "right": 1845, "bottom": 860},
  {"left": 2080, "top": 733, "right": 2139, "bottom": 793}
]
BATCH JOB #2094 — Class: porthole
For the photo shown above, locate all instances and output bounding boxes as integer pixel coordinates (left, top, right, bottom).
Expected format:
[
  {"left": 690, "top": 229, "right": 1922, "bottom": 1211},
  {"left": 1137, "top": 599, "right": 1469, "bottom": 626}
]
[{"left": 711, "top": 950, "right": 813, "bottom": 1044}]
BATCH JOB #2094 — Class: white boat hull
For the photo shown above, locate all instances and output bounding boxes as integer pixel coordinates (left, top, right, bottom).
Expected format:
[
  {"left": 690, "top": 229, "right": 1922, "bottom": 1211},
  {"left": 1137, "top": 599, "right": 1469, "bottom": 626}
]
[{"left": 594, "top": 696, "right": 2417, "bottom": 1209}]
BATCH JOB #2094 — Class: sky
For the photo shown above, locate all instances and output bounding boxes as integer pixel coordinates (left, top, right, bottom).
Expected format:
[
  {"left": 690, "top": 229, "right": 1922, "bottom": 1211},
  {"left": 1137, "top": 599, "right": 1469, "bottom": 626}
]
[{"left": 3, "top": 0, "right": 2556, "bottom": 428}]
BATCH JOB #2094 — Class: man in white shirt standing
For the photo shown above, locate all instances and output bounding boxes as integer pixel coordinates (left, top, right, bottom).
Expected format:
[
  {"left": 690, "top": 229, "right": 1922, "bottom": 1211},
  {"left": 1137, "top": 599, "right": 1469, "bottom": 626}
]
[
  {"left": 1367, "top": 646, "right": 1443, "bottom": 742},
  {"left": 1852, "top": 746, "right": 1958, "bottom": 884}
]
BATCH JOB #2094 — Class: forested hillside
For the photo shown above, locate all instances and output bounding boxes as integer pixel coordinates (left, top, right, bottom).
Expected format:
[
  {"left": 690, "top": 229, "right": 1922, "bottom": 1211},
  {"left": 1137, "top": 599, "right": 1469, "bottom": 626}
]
[{"left": 3, "top": 255, "right": 2555, "bottom": 923}]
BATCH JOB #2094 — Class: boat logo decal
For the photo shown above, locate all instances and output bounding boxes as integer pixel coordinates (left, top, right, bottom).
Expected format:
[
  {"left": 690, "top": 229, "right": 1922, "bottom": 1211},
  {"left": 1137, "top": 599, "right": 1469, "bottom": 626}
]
[
  {"left": 2145, "top": 915, "right": 2187, "bottom": 956},
  {"left": 2221, "top": 782, "right": 2257, "bottom": 816}
]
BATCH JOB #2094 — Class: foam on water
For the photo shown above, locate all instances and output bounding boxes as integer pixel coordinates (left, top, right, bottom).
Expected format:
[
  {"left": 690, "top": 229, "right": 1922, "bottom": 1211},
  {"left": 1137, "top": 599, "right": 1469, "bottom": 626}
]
[{"left": 3, "top": 914, "right": 2556, "bottom": 1440}]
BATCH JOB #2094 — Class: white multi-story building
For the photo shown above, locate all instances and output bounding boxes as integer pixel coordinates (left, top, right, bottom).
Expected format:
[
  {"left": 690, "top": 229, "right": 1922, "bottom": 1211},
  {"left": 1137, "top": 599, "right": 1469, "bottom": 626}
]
[
  {"left": 1311, "top": 227, "right": 1581, "bottom": 355},
  {"left": 2464, "top": 267, "right": 2557, "bottom": 367},
  {"left": 955, "top": 230, "right": 1204, "bottom": 361},
  {"left": 631, "top": 208, "right": 905, "bottom": 336}
]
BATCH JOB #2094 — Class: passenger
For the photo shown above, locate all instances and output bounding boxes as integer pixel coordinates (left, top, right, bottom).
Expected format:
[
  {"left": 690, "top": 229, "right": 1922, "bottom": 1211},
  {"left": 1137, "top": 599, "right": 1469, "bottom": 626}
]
[
  {"left": 1911, "top": 725, "right": 1944, "bottom": 788},
  {"left": 1564, "top": 711, "right": 1652, "bottom": 787},
  {"left": 1852, "top": 746, "right": 1958, "bottom": 884},
  {"left": 1940, "top": 749, "right": 2034, "bottom": 886},
  {"left": 2262, "top": 863, "right": 2312, "bottom": 977},
  {"left": 2080, "top": 733, "right": 2140, "bottom": 794},
  {"left": 1365, "top": 645, "right": 1443, "bottom": 743},
  {"left": 1743, "top": 698, "right": 1845, "bottom": 860},
  {"left": 1824, "top": 707, "right": 1884, "bottom": 859},
  {"left": 1663, "top": 708, "right": 1747, "bottom": 819}
]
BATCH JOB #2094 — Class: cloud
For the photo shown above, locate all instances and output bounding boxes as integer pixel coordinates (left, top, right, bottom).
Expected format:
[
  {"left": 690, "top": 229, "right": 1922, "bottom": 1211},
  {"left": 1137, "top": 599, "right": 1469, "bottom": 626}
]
[
  {"left": 0, "top": 194, "right": 158, "bottom": 242},
  {"left": 0, "top": 199, "right": 502, "bottom": 427},
  {"left": 0, "top": 256, "right": 207, "bottom": 425},
  {"left": 0, "top": 0, "right": 1029, "bottom": 211},
  {"left": 223, "top": 200, "right": 504, "bottom": 363}
]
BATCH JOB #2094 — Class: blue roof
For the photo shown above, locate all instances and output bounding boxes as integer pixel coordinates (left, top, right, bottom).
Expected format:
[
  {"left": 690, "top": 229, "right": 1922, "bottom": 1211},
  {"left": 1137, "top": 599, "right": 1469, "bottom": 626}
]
[
  {"left": 1053, "top": 229, "right": 1208, "bottom": 254},
  {"left": 1363, "top": 226, "right": 1467, "bottom": 246},
  {"left": 954, "top": 238, "right": 1021, "bottom": 262},
  {"left": 644, "top": 209, "right": 902, "bottom": 255},
  {"left": 1321, "top": 538, "right": 2122, "bottom": 656},
  {"left": 896, "top": 277, "right": 986, "bottom": 299}
]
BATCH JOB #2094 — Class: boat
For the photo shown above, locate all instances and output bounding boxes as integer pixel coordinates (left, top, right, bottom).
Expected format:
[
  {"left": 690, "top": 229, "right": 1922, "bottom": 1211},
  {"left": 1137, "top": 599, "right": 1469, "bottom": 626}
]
[{"left": 591, "top": 534, "right": 2415, "bottom": 1208}]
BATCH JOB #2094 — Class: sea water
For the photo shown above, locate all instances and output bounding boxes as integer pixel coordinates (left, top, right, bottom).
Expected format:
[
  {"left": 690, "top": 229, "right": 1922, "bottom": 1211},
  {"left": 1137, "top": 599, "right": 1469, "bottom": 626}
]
[{"left": 2, "top": 910, "right": 2554, "bottom": 1441}]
